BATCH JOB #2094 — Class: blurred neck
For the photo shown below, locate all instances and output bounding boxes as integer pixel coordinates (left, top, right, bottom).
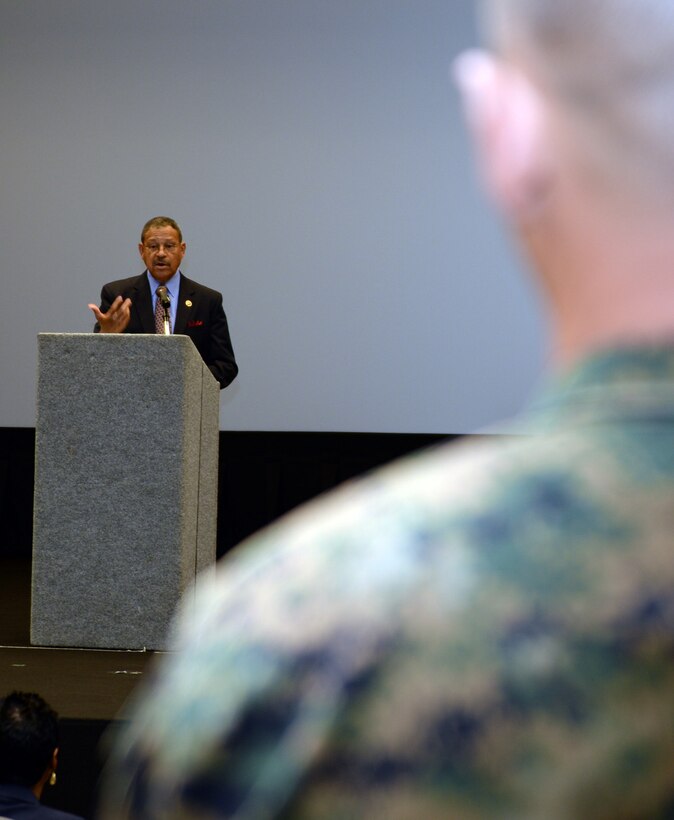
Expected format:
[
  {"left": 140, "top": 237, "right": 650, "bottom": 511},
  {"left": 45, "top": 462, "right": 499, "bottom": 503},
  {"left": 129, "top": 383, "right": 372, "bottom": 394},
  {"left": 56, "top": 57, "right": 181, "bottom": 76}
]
[{"left": 520, "top": 172, "right": 674, "bottom": 371}]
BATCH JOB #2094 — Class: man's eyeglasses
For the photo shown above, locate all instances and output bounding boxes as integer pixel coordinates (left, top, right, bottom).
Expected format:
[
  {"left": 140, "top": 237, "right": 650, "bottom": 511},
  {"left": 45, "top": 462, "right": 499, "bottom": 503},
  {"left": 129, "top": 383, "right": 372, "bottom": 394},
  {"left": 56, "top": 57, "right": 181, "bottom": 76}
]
[{"left": 143, "top": 242, "right": 180, "bottom": 253}]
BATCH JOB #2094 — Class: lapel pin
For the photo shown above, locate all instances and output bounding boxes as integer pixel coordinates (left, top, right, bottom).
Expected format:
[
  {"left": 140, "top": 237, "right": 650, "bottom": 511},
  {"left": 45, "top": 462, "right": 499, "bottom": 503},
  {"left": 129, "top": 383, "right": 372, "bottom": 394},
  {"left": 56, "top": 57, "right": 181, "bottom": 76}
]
[{"left": 185, "top": 299, "right": 192, "bottom": 307}]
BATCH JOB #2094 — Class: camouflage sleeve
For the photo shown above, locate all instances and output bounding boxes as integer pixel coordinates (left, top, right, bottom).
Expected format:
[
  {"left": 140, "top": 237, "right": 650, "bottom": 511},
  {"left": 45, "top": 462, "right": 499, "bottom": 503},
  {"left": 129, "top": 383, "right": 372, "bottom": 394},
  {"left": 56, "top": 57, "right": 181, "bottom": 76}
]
[{"left": 100, "top": 427, "right": 674, "bottom": 819}]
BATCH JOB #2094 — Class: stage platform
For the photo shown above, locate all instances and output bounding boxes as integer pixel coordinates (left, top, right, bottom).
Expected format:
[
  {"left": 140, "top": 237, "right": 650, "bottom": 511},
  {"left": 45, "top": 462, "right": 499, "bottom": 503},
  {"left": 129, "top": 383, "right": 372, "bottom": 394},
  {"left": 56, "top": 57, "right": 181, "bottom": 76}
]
[{"left": 0, "top": 557, "right": 161, "bottom": 818}]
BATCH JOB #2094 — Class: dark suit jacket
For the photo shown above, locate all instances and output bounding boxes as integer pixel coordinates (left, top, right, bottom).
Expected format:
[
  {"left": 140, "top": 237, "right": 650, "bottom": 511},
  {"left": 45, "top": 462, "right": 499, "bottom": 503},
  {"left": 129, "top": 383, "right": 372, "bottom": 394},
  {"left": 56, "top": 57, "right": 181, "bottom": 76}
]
[
  {"left": 0, "top": 783, "right": 83, "bottom": 820},
  {"left": 95, "top": 272, "right": 238, "bottom": 389}
]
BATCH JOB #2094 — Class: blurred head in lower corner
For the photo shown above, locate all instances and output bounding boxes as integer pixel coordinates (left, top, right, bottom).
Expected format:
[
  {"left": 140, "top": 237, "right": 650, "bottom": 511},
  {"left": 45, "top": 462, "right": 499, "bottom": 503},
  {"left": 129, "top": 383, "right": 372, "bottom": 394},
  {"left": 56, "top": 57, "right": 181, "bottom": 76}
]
[{"left": 0, "top": 691, "right": 59, "bottom": 794}]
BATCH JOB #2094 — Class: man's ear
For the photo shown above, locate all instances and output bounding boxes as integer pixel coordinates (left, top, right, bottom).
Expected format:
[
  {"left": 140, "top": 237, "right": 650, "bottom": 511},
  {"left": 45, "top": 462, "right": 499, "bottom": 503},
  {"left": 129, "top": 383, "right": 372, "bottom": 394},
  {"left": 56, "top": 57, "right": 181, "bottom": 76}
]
[{"left": 453, "top": 49, "right": 551, "bottom": 219}]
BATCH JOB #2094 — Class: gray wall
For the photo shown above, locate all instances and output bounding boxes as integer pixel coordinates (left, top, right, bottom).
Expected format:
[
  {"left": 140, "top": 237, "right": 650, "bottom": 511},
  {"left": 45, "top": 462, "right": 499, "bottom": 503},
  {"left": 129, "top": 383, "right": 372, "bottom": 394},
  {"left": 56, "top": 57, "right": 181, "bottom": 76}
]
[{"left": 0, "top": 0, "right": 546, "bottom": 433}]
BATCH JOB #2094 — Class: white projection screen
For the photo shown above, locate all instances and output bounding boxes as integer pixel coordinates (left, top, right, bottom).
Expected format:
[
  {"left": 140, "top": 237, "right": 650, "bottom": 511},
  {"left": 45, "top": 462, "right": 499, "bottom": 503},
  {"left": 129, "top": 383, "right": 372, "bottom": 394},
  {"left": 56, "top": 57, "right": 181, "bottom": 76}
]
[{"left": 0, "top": 0, "right": 546, "bottom": 433}]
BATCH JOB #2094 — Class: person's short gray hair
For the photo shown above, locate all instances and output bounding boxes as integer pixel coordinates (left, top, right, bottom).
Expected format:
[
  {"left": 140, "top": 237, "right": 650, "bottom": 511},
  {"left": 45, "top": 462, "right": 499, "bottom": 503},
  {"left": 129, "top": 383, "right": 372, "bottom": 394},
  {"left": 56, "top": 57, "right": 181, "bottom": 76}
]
[{"left": 480, "top": 0, "right": 674, "bottom": 198}]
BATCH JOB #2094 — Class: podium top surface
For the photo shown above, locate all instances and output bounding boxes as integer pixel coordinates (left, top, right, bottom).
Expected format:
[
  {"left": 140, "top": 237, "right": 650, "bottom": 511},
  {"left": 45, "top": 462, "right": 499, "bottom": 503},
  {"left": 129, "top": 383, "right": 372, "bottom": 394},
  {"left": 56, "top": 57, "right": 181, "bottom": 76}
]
[{"left": 37, "top": 332, "right": 217, "bottom": 387}]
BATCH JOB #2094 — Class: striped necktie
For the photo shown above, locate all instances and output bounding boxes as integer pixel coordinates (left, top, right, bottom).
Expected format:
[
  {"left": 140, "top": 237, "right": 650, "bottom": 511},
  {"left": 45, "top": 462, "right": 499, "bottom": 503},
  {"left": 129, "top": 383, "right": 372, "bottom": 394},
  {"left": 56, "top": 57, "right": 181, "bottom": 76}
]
[{"left": 155, "top": 288, "right": 171, "bottom": 334}]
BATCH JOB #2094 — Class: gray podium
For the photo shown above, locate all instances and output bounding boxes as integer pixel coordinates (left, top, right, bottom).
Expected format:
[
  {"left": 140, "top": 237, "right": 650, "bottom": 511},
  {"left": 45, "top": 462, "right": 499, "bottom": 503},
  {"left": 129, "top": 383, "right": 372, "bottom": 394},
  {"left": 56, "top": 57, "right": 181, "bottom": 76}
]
[{"left": 31, "top": 333, "right": 220, "bottom": 651}]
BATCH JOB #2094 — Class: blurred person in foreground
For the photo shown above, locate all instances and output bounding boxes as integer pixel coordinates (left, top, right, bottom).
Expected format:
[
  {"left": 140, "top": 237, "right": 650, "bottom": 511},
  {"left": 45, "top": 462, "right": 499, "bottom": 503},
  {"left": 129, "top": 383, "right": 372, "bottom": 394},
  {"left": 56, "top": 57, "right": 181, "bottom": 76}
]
[
  {"left": 0, "top": 692, "right": 83, "bottom": 820},
  {"left": 99, "top": 1, "right": 674, "bottom": 817}
]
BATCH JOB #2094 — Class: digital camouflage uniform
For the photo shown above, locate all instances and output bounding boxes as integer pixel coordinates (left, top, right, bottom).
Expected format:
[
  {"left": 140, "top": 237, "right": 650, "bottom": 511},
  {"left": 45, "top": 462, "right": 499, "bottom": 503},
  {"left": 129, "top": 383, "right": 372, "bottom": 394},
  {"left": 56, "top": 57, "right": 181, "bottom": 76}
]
[{"left": 101, "top": 346, "right": 674, "bottom": 820}]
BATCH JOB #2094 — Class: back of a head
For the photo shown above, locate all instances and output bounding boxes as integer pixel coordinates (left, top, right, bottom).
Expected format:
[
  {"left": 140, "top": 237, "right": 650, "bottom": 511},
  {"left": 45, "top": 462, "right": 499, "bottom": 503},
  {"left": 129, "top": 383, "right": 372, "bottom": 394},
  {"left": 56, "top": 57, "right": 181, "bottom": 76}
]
[
  {"left": 481, "top": 0, "right": 674, "bottom": 201},
  {"left": 0, "top": 692, "right": 58, "bottom": 788}
]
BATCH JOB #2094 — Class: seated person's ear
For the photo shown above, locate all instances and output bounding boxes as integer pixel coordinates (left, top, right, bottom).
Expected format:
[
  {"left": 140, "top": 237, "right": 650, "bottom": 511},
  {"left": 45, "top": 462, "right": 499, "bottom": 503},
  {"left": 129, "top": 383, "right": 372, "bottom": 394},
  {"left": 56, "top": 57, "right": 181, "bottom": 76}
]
[{"left": 453, "top": 49, "right": 553, "bottom": 219}]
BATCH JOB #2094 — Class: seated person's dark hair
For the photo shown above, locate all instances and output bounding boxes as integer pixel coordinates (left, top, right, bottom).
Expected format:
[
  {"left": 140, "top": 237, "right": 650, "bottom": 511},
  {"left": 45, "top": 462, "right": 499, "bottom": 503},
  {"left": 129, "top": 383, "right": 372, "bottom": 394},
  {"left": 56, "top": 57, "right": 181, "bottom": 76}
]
[{"left": 0, "top": 691, "right": 59, "bottom": 787}]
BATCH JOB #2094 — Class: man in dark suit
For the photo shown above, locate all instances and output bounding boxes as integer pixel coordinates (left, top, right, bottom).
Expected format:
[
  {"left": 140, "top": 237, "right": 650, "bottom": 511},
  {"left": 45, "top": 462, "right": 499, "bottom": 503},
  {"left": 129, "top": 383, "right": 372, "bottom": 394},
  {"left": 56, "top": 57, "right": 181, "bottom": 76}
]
[{"left": 88, "top": 216, "right": 238, "bottom": 389}]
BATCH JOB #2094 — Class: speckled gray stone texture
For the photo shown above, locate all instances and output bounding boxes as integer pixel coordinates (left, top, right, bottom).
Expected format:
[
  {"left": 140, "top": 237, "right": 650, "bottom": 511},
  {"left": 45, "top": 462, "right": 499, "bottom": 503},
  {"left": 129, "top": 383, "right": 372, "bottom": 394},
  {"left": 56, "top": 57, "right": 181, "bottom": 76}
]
[
  {"left": 196, "top": 375, "right": 219, "bottom": 575},
  {"left": 31, "top": 333, "right": 219, "bottom": 650}
]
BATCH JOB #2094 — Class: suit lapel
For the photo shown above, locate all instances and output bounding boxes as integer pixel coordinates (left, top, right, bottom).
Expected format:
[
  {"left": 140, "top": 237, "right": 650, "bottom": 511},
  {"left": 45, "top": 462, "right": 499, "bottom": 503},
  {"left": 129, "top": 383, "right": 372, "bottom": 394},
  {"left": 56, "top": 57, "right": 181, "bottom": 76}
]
[
  {"left": 174, "top": 275, "right": 196, "bottom": 334},
  {"left": 131, "top": 274, "right": 155, "bottom": 333}
]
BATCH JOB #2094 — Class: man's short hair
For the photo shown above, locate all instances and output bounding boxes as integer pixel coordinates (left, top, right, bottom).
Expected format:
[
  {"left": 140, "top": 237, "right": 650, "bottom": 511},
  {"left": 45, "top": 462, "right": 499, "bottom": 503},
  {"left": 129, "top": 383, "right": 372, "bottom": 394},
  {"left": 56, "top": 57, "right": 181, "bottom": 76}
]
[
  {"left": 140, "top": 216, "right": 183, "bottom": 244},
  {"left": 0, "top": 691, "right": 59, "bottom": 787},
  {"left": 482, "top": 0, "right": 674, "bottom": 199}
]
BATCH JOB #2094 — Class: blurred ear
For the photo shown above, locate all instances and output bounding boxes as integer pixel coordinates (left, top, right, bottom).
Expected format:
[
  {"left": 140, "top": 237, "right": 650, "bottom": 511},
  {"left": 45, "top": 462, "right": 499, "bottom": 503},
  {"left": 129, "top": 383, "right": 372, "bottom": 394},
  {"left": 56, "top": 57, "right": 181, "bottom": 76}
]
[{"left": 453, "top": 49, "right": 551, "bottom": 219}]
